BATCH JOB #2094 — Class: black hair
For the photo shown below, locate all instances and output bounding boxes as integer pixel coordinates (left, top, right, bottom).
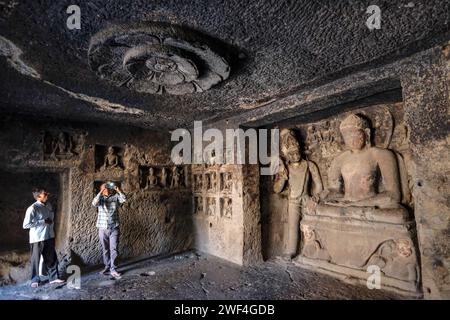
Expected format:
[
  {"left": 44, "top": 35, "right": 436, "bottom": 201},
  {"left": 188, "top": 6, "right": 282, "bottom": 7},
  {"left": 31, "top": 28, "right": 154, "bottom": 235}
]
[{"left": 32, "top": 187, "right": 47, "bottom": 200}]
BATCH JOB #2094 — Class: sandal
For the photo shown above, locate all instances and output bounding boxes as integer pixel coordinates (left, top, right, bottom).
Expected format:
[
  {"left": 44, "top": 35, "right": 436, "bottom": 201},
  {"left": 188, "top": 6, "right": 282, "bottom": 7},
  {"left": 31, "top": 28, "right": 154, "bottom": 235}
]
[
  {"left": 49, "top": 279, "right": 65, "bottom": 284},
  {"left": 99, "top": 268, "right": 110, "bottom": 275}
]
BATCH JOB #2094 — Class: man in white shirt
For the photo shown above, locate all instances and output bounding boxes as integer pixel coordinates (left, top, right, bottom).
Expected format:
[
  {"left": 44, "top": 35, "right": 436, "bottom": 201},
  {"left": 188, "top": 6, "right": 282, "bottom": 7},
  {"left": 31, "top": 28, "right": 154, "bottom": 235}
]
[{"left": 23, "top": 188, "right": 65, "bottom": 288}]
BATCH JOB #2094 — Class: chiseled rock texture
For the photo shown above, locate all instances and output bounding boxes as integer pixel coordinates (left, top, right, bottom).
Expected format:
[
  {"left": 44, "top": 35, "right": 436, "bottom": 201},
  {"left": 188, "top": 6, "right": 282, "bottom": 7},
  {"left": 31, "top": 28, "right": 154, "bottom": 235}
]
[
  {"left": 0, "top": 0, "right": 449, "bottom": 128},
  {"left": 0, "top": 117, "right": 193, "bottom": 274},
  {"left": 0, "top": 0, "right": 448, "bottom": 300}
]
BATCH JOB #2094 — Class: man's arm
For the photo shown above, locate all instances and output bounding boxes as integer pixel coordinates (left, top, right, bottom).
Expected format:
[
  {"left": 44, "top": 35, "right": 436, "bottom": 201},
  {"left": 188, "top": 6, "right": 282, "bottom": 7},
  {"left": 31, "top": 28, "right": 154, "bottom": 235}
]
[
  {"left": 23, "top": 206, "right": 45, "bottom": 229},
  {"left": 115, "top": 186, "right": 126, "bottom": 204},
  {"left": 92, "top": 192, "right": 103, "bottom": 207},
  {"left": 93, "top": 184, "right": 107, "bottom": 207}
]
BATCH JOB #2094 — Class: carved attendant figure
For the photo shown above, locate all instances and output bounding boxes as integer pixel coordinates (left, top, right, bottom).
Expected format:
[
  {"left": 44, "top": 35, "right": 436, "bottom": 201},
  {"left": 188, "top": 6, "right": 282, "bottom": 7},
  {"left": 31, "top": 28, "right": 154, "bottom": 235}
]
[
  {"left": 146, "top": 167, "right": 158, "bottom": 189},
  {"left": 223, "top": 198, "right": 232, "bottom": 218},
  {"left": 170, "top": 166, "right": 180, "bottom": 188},
  {"left": 51, "top": 132, "right": 73, "bottom": 159},
  {"left": 207, "top": 198, "right": 216, "bottom": 216},
  {"left": 211, "top": 172, "right": 217, "bottom": 191},
  {"left": 195, "top": 197, "right": 203, "bottom": 214},
  {"left": 195, "top": 174, "right": 203, "bottom": 190},
  {"left": 274, "top": 128, "right": 323, "bottom": 258},
  {"left": 160, "top": 167, "right": 168, "bottom": 188}
]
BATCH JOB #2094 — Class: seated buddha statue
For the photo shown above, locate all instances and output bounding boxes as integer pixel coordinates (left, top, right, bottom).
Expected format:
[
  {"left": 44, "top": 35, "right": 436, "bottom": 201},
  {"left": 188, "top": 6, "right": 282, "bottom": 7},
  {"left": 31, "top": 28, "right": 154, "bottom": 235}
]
[{"left": 316, "top": 113, "right": 408, "bottom": 222}]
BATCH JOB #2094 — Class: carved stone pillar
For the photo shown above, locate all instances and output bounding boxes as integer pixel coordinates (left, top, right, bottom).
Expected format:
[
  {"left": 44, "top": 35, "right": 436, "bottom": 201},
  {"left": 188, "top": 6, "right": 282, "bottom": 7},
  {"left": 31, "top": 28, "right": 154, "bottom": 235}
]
[{"left": 401, "top": 44, "right": 450, "bottom": 299}]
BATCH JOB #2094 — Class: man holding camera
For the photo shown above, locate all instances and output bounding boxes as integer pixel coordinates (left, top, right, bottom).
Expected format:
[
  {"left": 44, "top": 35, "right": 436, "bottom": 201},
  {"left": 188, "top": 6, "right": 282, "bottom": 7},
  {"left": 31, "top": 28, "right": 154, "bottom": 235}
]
[
  {"left": 23, "top": 188, "right": 65, "bottom": 288},
  {"left": 92, "top": 181, "right": 126, "bottom": 279}
]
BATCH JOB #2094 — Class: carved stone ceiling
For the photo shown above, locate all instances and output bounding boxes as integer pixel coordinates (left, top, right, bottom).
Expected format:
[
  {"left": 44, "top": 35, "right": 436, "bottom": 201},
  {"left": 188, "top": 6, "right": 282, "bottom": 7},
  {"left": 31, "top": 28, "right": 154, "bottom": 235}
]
[{"left": 0, "top": 0, "right": 449, "bottom": 129}]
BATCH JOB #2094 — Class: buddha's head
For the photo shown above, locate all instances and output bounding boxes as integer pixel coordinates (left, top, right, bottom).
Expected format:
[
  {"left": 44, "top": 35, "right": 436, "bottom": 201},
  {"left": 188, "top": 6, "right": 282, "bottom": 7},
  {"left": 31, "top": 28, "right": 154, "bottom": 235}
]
[
  {"left": 339, "top": 114, "right": 371, "bottom": 151},
  {"left": 280, "top": 128, "right": 302, "bottom": 163}
]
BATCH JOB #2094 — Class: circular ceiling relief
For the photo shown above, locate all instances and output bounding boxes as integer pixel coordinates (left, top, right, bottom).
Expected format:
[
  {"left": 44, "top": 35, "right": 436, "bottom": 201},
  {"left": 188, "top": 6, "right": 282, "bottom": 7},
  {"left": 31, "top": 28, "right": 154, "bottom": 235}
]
[{"left": 88, "top": 23, "right": 230, "bottom": 95}]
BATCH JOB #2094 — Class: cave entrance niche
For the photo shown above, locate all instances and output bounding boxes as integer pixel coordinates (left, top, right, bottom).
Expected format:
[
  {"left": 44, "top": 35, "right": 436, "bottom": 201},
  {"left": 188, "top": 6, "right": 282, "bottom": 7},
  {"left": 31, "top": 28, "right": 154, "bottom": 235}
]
[{"left": 0, "top": 169, "right": 69, "bottom": 254}]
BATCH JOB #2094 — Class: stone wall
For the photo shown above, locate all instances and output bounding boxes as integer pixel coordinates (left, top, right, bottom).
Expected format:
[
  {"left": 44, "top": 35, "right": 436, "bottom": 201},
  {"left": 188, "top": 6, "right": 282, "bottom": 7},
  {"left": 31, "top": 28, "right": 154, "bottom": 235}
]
[
  {"left": 261, "top": 101, "right": 412, "bottom": 258},
  {"left": 0, "top": 116, "right": 193, "bottom": 274},
  {"left": 255, "top": 44, "right": 450, "bottom": 299},
  {"left": 190, "top": 123, "right": 263, "bottom": 266},
  {"left": 401, "top": 44, "right": 450, "bottom": 299}
]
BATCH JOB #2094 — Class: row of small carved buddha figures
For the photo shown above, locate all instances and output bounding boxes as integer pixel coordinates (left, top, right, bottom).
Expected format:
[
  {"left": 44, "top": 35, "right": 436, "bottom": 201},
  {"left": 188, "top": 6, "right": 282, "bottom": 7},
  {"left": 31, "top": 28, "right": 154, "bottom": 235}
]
[
  {"left": 140, "top": 165, "right": 189, "bottom": 189},
  {"left": 192, "top": 171, "right": 233, "bottom": 193},
  {"left": 193, "top": 195, "right": 232, "bottom": 218}
]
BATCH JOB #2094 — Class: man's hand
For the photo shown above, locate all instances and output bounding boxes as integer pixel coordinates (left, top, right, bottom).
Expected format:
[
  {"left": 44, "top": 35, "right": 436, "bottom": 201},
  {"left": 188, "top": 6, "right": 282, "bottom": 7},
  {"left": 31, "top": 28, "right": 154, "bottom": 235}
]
[
  {"left": 100, "top": 183, "right": 109, "bottom": 196},
  {"left": 44, "top": 218, "right": 53, "bottom": 225}
]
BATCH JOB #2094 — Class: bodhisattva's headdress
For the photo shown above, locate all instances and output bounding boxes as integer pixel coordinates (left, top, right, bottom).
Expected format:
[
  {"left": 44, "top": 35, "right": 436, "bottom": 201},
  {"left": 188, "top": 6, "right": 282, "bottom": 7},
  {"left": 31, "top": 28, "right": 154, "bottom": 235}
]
[{"left": 280, "top": 128, "right": 300, "bottom": 156}]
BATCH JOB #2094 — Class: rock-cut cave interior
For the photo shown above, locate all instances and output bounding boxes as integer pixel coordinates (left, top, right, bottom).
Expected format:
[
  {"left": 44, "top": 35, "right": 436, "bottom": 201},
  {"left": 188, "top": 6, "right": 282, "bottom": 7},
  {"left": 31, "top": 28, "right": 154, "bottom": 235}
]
[{"left": 0, "top": 0, "right": 449, "bottom": 301}]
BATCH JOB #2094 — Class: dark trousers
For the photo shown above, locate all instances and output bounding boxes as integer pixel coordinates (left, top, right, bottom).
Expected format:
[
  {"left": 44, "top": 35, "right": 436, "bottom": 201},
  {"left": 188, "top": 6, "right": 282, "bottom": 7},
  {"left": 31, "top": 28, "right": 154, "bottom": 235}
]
[
  {"left": 99, "top": 227, "right": 120, "bottom": 272},
  {"left": 30, "top": 238, "right": 59, "bottom": 283}
]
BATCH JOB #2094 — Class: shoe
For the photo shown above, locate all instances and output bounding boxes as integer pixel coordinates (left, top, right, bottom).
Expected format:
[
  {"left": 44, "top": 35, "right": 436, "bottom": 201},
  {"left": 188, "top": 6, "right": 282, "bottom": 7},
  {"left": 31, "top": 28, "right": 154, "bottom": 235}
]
[
  {"left": 110, "top": 271, "right": 122, "bottom": 279},
  {"left": 99, "top": 268, "right": 110, "bottom": 275},
  {"left": 31, "top": 282, "right": 39, "bottom": 288},
  {"left": 49, "top": 279, "right": 65, "bottom": 284}
]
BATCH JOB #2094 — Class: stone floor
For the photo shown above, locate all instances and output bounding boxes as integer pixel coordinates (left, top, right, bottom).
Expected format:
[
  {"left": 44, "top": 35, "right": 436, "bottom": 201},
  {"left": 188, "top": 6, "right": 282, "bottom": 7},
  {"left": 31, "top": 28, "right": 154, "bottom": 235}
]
[{"left": 0, "top": 251, "right": 405, "bottom": 300}]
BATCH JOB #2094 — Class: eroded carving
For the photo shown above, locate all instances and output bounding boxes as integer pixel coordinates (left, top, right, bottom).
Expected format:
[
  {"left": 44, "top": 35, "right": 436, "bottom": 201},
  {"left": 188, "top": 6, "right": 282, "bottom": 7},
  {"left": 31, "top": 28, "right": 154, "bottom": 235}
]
[
  {"left": 207, "top": 197, "right": 216, "bottom": 216},
  {"left": 220, "top": 197, "right": 232, "bottom": 219},
  {"left": 273, "top": 128, "right": 323, "bottom": 258},
  {"left": 194, "top": 196, "right": 203, "bottom": 214},
  {"left": 366, "top": 239, "right": 418, "bottom": 282},
  {"left": 300, "top": 225, "right": 330, "bottom": 261},
  {"left": 170, "top": 166, "right": 180, "bottom": 189},
  {"left": 160, "top": 167, "right": 168, "bottom": 188},
  {"left": 220, "top": 172, "right": 232, "bottom": 192},
  {"left": 194, "top": 174, "right": 203, "bottom": 191},
  {"left": 88, "top": 23, "right": 230, "bottom": 95},
  {"left": 146, "top": 167, "right": 158, "bottom": 189},
  {"left": 43, "top": 131, "right": 85, "bottom": 161},
  {"left": 296, "top": 113, "right": 419, "bottom": 294},
  {"left": 306, "top": 121, "right": 341, "bottom": 158}
]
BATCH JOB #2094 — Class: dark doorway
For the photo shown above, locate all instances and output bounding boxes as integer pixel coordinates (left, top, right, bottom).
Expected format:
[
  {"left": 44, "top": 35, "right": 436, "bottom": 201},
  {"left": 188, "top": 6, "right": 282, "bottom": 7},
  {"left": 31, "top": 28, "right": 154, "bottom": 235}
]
[{"left": 0, "top": 170, "right": 61, "bottom": 252}]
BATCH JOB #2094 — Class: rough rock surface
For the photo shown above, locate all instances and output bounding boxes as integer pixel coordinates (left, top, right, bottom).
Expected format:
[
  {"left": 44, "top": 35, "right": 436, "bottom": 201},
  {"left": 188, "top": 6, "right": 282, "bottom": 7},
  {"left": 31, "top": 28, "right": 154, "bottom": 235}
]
[
  {"left": 0, "top": 116, "right": 194, "bottom": 273},
  {"left": 0, "top": 252, "right": 403, "bottom": 300},
  {"left": 0, "top": 1, "right": 448, "bottom": 300},
  {"left": 0, "top": 1, "right": 448, "bottom": 128}
]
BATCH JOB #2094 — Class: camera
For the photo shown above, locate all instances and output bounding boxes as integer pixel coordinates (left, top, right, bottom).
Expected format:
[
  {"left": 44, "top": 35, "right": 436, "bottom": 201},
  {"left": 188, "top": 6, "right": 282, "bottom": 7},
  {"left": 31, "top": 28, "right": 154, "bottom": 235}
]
[{"left": 106, "top": 181, "right": 116, "bottom": 190}]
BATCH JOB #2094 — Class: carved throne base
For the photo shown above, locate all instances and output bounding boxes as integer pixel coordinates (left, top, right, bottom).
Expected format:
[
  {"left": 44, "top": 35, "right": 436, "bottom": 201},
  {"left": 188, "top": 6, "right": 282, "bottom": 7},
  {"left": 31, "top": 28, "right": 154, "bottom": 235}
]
[{"left": 293, "top": 208, "right": 421, "bottom": 297}]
